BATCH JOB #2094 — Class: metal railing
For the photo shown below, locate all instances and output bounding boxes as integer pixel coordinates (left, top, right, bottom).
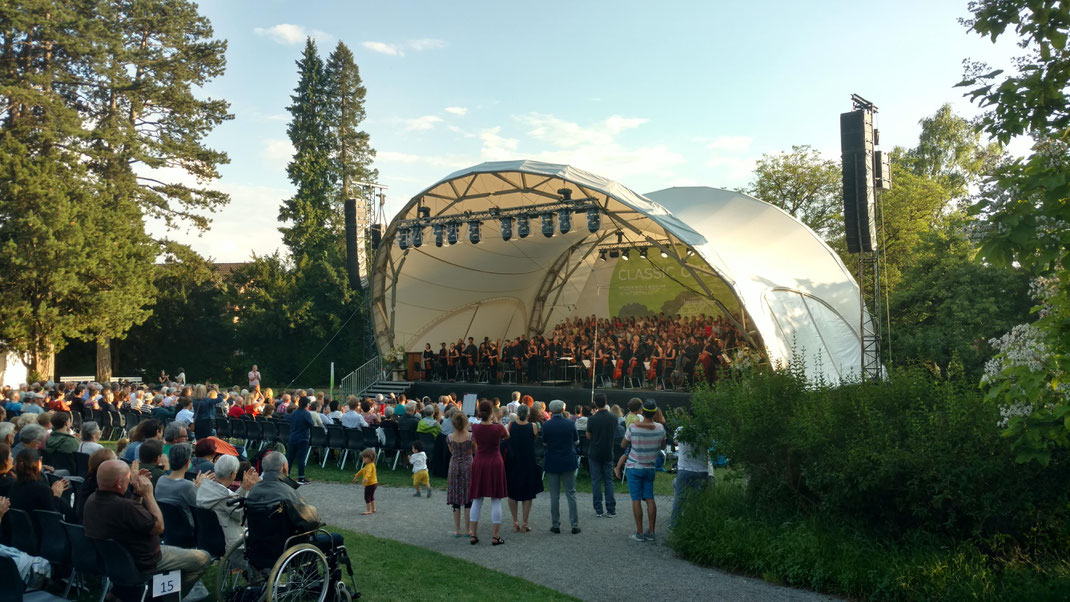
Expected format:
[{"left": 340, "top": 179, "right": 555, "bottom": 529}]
[{"left": 339, "top": 355, "right": 384, "bottom": 399}]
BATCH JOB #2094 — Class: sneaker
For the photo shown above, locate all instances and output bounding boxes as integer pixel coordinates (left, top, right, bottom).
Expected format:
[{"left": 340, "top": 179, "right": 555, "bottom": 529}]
[
  {"left": 412, "top": 491, "right": 422, "bottom": 497},
  {"left": 571, "top": 527, "right": 581, "bottom": 534},
  {"left": 594, "top": 512, "right": 604, "bottom": 518},
  {"left": 644, "top": 531, "right": 656, "bottom": 543},
  {"left": 181, "top": 580, "right": 210, "bottom": 602},
  {"left": 297, "top": 478, "right": 310, "bottom": 485},
  {"left": 426, "top": 489, "right": 432, "bottom": 498},
  {"left": 605, "top": 511, "right": 617, "bottom": 518},
  {"left": 550, "top": 527, "right": 561, "bottom": 534},
  {"left": 629, "top": 532, "right": 645, "bottom": 542}
]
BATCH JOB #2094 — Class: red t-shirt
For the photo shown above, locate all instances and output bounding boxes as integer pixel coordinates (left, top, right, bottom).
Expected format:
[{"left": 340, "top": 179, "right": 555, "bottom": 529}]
[{"left": 228, "top": 405, "right": 245, "bottom": 418}]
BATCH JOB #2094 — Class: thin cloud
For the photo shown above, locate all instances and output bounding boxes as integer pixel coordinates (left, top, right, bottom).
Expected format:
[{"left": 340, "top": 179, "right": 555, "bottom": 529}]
[
  {"left": 254, "top": 24, "right": 332, "bottom": 45},
  {"left": 402, "top": 115, "right": 444, "bottom": 132},
  {"left": 444, "top": 106, "right": 468, "bottom": 116},
  {"left": 361, "top": 38, "right": 448, "bottom": 57},
  {"left": 706, "top": 136, "right": 753, "bottom": 152},
  {"left": 362, "top": 41, "right": 404, "bottom": 56},
  {"left": 261, "top": 138, "right": 295, "bottom": 170}
]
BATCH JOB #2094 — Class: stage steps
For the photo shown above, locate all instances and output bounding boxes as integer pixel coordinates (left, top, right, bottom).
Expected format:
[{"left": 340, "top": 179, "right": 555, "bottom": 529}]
[{"left": 364, "top": 380, "right": 413, "bottom": 398}]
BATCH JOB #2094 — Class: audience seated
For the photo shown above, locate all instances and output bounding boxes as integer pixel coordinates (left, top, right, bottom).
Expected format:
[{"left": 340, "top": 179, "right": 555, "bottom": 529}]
[
  {"left": 8, "top": 448, "right": 72, "bottom": 520},
  {"left": 123, "top": 418, "right": 163, "bottom": 463},
  {"left": 340, "top": 398, "right": 368, "bottom": 429},
  {"left": 77, "top": 421, "right": 104, "bottom": 455},
  {"left": 75, "top": 448, "right": 117, "bottom": 522},
  {"left": 0, "top": 443, "right": 13, "bottom": 497},
  {"left": 155, "top": 443, "right": 200, "bottom": 525},
  {"left": 162, "top": 422, "right": 189, "bottom": 456},
  {"left": 247, "top": 451, "right": 342, "bottom": 550},
  {"left": 138, "top": 439, "right": 168, "bottom": 488},
  {"left": 84, "top": 459, "right": 211, "bottom": 597},
  {"left": 196, "top": 453, "right": 260, "bottom": 549},
  {"left": 43, "top": 411, "right": 78, "bottom": 455},
  {"left": 416, "top": 405, "right": 441, "bottom": 436},
  {"left": 0, "top": 422, "right": 13, "bottom": 447},
  {"left": 12, "top": 423, "right": 44, "bottom": 457}
]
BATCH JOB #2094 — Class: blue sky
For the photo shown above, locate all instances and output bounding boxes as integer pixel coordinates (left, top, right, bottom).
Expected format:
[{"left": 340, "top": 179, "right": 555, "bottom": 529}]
[{"left": 166, "top": 0, "right": 1021, "bottom": 261}]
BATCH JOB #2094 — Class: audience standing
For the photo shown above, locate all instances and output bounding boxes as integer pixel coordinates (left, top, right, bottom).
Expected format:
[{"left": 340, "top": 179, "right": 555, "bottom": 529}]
[
  {"left": 445, "top": 412, "right": 474, "bottom": 537},
  {"left": 618, "top": 399, "right": 666, "bottom": 543},
  {"left": 586, "top": 394, "right": 618, "bottom": 518},
  {"left": 505, "top": 404, "right": 542, "bottom": 533},
  {"left": 467, "top": 401, "right": 509, "bottom": 545},
  {"left": 541, "top": 400, "right": 580, "bottom": 535}
]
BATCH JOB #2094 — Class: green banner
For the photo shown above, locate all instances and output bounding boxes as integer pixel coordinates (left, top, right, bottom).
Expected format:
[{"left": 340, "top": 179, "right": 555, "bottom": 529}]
[{"left": 608, "top": 251, "right": 738, "bottom": 319}]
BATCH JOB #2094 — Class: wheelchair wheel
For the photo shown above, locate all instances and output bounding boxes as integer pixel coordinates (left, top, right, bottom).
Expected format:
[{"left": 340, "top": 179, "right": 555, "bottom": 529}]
[
  {"left": 333, "top": 581, "right": 352, "bottom": 602},
  {"left": 266, "top": 543, "right": 330, "bottom": 602},
  {"left": 218, "top": 539, "right": 264, "bottom": 602}
]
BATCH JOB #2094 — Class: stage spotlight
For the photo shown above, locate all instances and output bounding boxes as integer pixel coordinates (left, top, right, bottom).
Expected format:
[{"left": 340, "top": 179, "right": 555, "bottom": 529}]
[
  {"left": 558, "top": 187, "right": 573, "bottom": 201},
  {"left": 418, "top": 206, "right": 431, "bottom": 219},
  {"left": 616, "top": 231, "right": 624, "bottom": 244},
  {"left": 542, "top": 213, "right": 555, "bottom": 238},
  {"left": 639, "top": 247, "right": 648, "bottom": 259},
  {"left": 411, "top": 225, "right": 423, "bottom": 248},
  {"left": 609, "top": 249, "right": 620, "bottom": 259},
  {"left": 558, "top": 208, "right": 572, "bottom": 234},
  {"left": 398, "top": 227, "right": 410, "bottom": 250},
  {"left": 598, "top": 250, "right": 607, "bottom": 262},
  {"left": 660, "top": 248, "right": 669, "bottom": 258},
  {"left": 500, "top": 217, "right": 513, "bottom": 241},
  {"left": 686, "top": 249, "right": 694, "bottom": 257},
  {"left": 468, "top": 220, "right": 481, "bottom": 244},
  {"left": 517, "top": 214, "right": 530, "bottom": 238},
  {"left": 586, "top": 208, "right": 600, "bottom": 232},
  {"left": 447, "top": 221, "right": 459, "bottom": 245},
  {"left": 433, "top": 224, "right": 444, "bottom": 247},
  {"left": 621, "top": 249, "right": 630, "bottom": 261}
]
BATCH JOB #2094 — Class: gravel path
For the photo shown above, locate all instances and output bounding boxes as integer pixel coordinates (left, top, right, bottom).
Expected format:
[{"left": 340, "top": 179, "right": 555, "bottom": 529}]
[{"left": 299, "top": 482, "right": 833, "bottom": 602}]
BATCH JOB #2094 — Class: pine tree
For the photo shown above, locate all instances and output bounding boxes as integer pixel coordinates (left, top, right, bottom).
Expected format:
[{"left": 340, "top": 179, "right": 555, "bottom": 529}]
[
  {"left": 325, "top": 41, "right": 378, "bottom": 204},
  {"left": 280, "top": 37, "right": 335, "bottom": 260}
]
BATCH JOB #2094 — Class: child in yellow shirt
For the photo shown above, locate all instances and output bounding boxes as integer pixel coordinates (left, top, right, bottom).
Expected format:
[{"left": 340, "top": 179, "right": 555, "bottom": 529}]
[{"left": 352, "top": 448, "right": 378, "bottom": 515}]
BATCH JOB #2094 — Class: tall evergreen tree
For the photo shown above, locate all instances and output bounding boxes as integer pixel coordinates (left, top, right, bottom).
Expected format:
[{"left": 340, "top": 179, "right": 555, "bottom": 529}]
[
  {"left": 77, "top": 0, "right": 231, "bottom": 380},
  {"left": 280, "top": 37, "right": 335, "bottom": 260},
  {"left": 325, "top": 41, "right": 378, "bottom": 206}
]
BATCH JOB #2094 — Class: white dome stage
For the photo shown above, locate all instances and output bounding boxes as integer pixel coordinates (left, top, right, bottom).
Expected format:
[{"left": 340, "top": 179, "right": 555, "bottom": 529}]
[{"left": 369, "top": 160, "right": 865, "bottom": 382}]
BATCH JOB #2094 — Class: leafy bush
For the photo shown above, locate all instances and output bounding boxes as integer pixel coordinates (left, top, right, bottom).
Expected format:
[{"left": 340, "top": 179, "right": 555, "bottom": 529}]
[
  {"left": 676, "top": 367, "right": 1070, "bottom": 546},
  {"left": 669, "top": 483, "right": 1070, "bottom": 601}
]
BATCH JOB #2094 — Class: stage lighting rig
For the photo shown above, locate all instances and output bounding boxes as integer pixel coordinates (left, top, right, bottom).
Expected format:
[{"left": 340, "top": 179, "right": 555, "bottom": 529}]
[
  {"left": 558, "top": 208, "right": 572, "bottom": 234},
  {"left": 621, "top": 249, "right": 630, "bottom": 261},
  {"left": 598, "top": 250, "right": 607, "bottom": 262},
  {"left": 517, "top": 214, "right": 530, "bottom": 238},
  {"left": 398, "top": 227, "right": 410, "bottom": 250},
  {"left": 639, "top": 247, "right": 648, "bottom": 259},
  {"left": 542, "top": 213, "right": 555, "bottom": 238},
  {"left": 447, "top": 221, "right": 459, "bottom": 245},
  {"left": 558, "top": 187, "right": 573, "bottom": 201},
  {"left": 500, "top": 216, "right": 513, "bottom": 241},
  {"left": 433, "top": 224, "right": 444, "bottom": 247},
  {"left": 469, "top": 220, "right": 482, "bottom": 244},
  {"left": 411, "top": 225, "right": 423, "bottom": 248},
  {"left": 586, "top": 208, "right": 601, "bottom": 232}
]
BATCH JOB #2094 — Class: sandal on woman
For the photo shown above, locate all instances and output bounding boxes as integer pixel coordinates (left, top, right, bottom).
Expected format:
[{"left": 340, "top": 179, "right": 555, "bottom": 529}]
[
  {"left": 469, "top": 536, "right": 479, "bottom": 545},
  {"left": 521, "top": 523, "right": 531, "bottom": 533},
  {"left": 492, "top": 536, "right": 505, "bottom": 546},
  {"left": 512, "top": 521, "right": 521, "bottom": 532}
]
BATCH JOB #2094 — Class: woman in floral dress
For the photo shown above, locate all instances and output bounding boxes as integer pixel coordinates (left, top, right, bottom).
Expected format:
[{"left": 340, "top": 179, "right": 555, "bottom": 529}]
[{"left": 446, "top": 411, "right": 475, "bottom": 537}]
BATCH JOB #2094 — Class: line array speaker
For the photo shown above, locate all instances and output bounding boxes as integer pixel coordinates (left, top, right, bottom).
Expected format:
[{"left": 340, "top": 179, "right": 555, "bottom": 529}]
[{"left": 841, "top": 109, "right": 877, "bottom": 253}]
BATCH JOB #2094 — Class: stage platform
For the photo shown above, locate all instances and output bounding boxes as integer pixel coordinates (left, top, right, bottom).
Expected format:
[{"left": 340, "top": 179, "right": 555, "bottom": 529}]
[{"left": 403, "top": 380, "right": 693, "bottom": 410}]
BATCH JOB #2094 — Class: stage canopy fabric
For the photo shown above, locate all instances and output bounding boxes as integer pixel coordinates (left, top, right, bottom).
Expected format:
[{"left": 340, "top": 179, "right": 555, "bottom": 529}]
[{"left": 369, "top": 160, "right": 865, "bottom": 382}]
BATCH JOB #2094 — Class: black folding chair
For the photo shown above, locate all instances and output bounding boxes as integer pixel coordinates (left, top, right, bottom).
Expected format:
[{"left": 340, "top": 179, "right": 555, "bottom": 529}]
[
  {"left": 395, "top": 425, "right": 416, "bottom": 470},
  {"left": 229, "top": 418, "right": 246, "bottom": 447},
  {"left": 34, "top": 509, "right": 73, "bottom": 590},
  {"left": 215, "top": 416, "right": 231, "bottom": 439},
  {"left": 63, "top": 521, "right": 109, "bottom": 600},
  {"left": 6, "top": 508, "right": 38, "bottom": 555},
  {"left": 92, "top": 538, "right": 152, "bottom": 602},
  {"left": 107, "top": 410, "right": 125, "bottom": 439},
  {"left": 306, "top": 425, "right": 328, "bottom": 466},
  {"left": 260, "top": 421, "right": 278, "bottom": 451},
  {"left": 362, "top": 426, "right": 383, "bottom": 464},
  {"left": 0, "top": 556, "right": 26, "bottom": 602},
  {"left": 381, "top": 422, "right": 401, "bottom": 468},
  {"left": 158, "top": 501, "right": 196, "bottom": 549},
  {"left": 324, "top": 425, "right": 347, "bottom": 468},
  {"left": 275, "top": 420, "right": 290, "bottom": 445},
  {"left": 417, "top": 431, "right": 437, "bottom": 464},
  {"left": 191, "top": 506, "right": 227, "bottom": 560},
  {"left": 74, "top": 451, "right": 91, "bottom": 479},
  {"left": 340, "top": 427, "right": 365, "bottom": 470}
]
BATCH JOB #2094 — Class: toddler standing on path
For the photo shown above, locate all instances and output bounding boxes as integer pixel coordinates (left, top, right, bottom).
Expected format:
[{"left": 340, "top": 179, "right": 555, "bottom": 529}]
[
  {"left": 352, "top": 448, "right": 378, "bottom": 515},
  {"left": 411, "top": 441, "right": 432, "bottom": 498}
]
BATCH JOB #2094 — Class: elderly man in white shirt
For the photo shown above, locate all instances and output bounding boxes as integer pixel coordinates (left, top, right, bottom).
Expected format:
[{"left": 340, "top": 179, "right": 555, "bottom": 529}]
[
  {"left": 340, "top": 398, "right": 369, "bottom": 429},
  {"left": 196, "top": 454, "right": 260, "bottom": 549}
]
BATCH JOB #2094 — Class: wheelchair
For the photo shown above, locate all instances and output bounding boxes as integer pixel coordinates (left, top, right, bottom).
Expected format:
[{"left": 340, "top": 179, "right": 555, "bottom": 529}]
[{"left": 216, "top": 498, "right": 358, "bottom": 602}]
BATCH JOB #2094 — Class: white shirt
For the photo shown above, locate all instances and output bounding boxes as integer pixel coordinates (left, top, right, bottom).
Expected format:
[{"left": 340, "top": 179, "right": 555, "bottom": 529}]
[
  {"left": 176, "top": 372, "right": 186, "bottom": 385},
  {"left": 506, "top": 400, "right": 520, "bottom": 414},
  {"left": 411, "top": 451, "right": 427, "bottom": 473},
  {"left": 674, "top": 427, "right": 710, "bottom": 474},
  {"left": 78, "top": 441, "right": 104, "bottom": 456},
  {"left": 340, "top": 410, "right": 368, "bottom": 429},
  {"left": 175, "top": 408, "right": 195, "bottom": 425},
  {"left": 320, "top": 413, "right": 335, "bottom": 426}
]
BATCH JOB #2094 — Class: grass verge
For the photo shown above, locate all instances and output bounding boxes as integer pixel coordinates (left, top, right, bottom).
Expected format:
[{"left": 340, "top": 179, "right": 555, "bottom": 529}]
[{"left": 668, "top": 479, "right": 1070, "bottom": 601}]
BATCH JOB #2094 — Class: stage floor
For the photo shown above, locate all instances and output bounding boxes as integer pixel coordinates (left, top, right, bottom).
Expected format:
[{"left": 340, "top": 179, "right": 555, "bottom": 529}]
[{"left": 405, "top": 380, "right": 693, "bottom": 410}]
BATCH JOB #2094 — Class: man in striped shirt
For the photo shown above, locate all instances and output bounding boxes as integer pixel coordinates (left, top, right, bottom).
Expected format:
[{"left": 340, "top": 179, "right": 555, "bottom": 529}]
[{"left": 619, "top": 399, "right": 665, "bottom": 543}]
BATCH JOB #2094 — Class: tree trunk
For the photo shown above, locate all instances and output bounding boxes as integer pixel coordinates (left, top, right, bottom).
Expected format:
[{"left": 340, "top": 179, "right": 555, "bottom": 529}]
[
  {"left": 96, "top": 337, "right": 113, "bottom": 383},
  {"left": 27, "top": 341, "right": 55, "bottom": 382}
]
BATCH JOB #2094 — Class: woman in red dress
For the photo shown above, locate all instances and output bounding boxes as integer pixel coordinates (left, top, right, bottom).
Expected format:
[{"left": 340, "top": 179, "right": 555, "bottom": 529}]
[{"left": 468, "top": 400, "right": 510, "bottom": 545}]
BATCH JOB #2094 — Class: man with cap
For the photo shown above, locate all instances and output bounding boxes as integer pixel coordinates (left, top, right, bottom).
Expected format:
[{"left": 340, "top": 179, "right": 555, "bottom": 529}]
[
  {"left": 541, "top": 399, "right": 581, "bottom": 534},
  {"left": 618, "top": 398, "right": 665, "bottom": 543}
]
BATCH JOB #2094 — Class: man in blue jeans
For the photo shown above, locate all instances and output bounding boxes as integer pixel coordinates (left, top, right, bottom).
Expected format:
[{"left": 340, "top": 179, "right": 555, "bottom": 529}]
[
  {"left": 617, "top": 399, "right": 665, "bottom": 543},
  {"left": 670, "top": 426, "right": 711, "bottom": 526},
  {"left": 585, "top": 393, "right": 617, "bottom": 517},
  {"left": 286, "top": 396, "right": 316, "bottom": 484}
]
